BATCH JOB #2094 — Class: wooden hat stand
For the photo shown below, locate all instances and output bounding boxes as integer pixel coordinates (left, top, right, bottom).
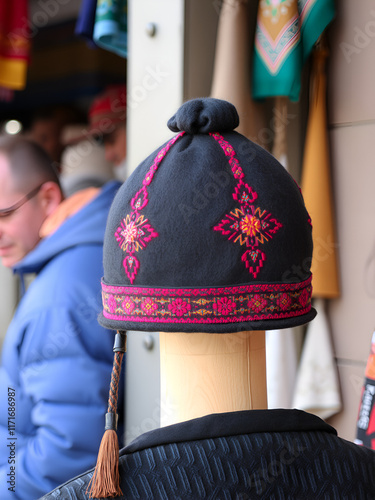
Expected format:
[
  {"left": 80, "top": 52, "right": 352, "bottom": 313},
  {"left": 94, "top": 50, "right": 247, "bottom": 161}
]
[{"left": 159, "top": 330, "right": 267, "bottom": 427}]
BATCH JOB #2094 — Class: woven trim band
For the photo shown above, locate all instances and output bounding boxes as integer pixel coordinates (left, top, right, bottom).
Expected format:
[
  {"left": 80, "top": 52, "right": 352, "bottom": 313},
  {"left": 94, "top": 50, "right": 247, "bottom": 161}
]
[{"left": 101, "top": 276, "right": 312, "bottom": 325}]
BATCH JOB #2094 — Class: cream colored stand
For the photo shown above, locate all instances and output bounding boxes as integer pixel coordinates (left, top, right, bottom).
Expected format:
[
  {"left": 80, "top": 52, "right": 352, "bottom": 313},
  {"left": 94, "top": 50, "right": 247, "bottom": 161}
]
[{"left": 159, "top": 330, "right": 267, "bottom": 427}]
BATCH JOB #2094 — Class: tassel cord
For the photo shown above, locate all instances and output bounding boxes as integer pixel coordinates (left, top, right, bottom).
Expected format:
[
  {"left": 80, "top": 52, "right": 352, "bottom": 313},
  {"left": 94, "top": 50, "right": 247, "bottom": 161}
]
[{"left": 86, "top": 331, "right": 126, "bottom": 498}]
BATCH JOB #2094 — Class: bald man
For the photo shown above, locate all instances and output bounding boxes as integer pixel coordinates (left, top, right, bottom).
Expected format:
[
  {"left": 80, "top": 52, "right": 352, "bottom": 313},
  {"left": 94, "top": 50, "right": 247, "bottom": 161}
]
[
  {"left": 0, "top": 137, "right": 63, "bottom": 267},
  {"left": 0, "top": 136, "right": 123, "bottom": 499}
]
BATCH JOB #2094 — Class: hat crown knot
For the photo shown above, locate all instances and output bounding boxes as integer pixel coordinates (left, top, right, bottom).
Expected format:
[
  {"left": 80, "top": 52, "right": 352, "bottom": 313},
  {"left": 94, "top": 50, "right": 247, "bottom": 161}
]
[{"left": 167, "top": 98, "right": 239, "bottom": 135}]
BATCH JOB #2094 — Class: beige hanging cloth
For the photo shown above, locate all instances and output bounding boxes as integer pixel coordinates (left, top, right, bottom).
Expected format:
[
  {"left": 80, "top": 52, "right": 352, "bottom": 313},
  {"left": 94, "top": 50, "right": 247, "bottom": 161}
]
[
  {"left": 293, "top": 43, "right": 341, "bottom": 419},
  {"left": 266, "top": 97, "right": 304, "bottom": 409},
  {"left": 210, "top": 0, "right": 267, "bottom": 143},
  {"left": 293, "top": 298, "right": 341, "bottom": 418}
]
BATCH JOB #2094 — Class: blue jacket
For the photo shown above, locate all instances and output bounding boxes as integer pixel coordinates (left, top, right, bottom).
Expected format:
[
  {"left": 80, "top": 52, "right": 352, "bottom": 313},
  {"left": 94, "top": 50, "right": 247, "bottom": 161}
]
[{"left": 0, "top": 181, "right": 123, "bottom": 499}]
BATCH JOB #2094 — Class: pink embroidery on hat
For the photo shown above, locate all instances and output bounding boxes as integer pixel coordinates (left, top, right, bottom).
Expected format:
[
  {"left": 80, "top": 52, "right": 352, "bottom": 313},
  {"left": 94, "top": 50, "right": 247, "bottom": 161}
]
[
  {"left": 123, "top": 255, "right": 140, "bottom": 284},
  {"left": 213, "top": 297, "right": 235, "bottom": 315},
  {"left": 277, "top": 293, "right": 292, "bottom": 312},
  {"left": 115, "top": 132, "right": 185, "bottom": 284},
  {"left": 210, "top": 132, "right": 282, "bottom": 279},
  {"left": 242, "top": 249, "right": 266, "bottom": 278},
  {"left": 248, "top": 294, "right": 268, "bottom": 314},
  {"left": 107, "top": 294, "right": 117, "bottom": 314},
  {"left": 122, "top": 297, "right": 135, "bottom": 314},
  {"left": 101, "top": 276, "right": 313, "bottom": 324},
  {"left": 168, "top": 298, "right": 191, "bottom": 317},
  {"left": 210, "top": 132, "right": 245, "bottom": 180},
  {"left": 299, "top": 287, "right": 309, "bottom": 307},
  {"left": 115, "top": 214, "right": 157, "bottom": 253},
  {"left": 141, "top": 297, "right": 158, "bottom": 314},
  {"left": 131, "top": 186, "right": 148, "bottom": 211},
  {"left": 233, "top": 179, "right": 258, "bottom": 205}
]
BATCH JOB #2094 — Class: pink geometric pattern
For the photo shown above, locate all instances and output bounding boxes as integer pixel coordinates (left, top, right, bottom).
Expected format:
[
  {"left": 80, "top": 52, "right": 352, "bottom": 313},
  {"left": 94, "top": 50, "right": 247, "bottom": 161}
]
[
  {"left": 101, "top": 276, "right": 312, "bottom": 324},
  {"left": 210, "top": 133, "right": 282, "bottom": 279},
  {"left": 115, "top": 132, "right": 185, "bottom": 284}
]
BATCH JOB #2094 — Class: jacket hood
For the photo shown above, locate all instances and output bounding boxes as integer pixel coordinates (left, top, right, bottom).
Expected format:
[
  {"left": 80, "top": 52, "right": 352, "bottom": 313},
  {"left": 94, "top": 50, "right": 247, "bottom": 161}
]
[{"left": 13, "top": 180, "right": 121, "bottom": 276}]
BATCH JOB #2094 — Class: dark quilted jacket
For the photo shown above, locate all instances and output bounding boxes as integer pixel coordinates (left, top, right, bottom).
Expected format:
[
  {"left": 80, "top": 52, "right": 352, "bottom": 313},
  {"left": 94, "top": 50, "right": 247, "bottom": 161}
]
[{"left": 41, "top": 409, "right": 375, "bottom": 499}]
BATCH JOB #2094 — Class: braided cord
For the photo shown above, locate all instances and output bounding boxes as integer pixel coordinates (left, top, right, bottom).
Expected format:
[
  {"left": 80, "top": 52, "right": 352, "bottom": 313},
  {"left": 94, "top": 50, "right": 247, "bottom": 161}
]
[{"left": 108, "top": 350, "right": 124, "bottom": 414}]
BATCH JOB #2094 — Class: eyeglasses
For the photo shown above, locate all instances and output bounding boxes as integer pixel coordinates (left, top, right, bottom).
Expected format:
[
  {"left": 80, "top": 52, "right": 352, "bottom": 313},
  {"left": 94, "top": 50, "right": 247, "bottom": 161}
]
[{"left": 0, "top": 184, "right": 44, "bottom": 218}]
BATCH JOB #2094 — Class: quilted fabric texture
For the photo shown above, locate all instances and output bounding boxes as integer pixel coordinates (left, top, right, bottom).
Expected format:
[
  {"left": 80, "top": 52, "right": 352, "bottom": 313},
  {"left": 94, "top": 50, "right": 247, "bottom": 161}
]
[
  {"left": 43, "top": 409, "right": 375, "bottom": 500},
  {"left": 99, "top": 98, "right": 316, "bottom": 333},
  {"left": 41, "top": 410, "right": 375, "bottom": 499}
]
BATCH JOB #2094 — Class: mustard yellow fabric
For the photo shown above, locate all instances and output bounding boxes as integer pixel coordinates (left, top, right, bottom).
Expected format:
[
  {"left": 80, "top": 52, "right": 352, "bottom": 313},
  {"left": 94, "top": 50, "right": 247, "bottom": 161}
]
[
  {"left": 301, "top": 47, "right": 340, "bottom": 298},
  {"left": 0, "top": 56, "right": 28, "bottom": 90}
]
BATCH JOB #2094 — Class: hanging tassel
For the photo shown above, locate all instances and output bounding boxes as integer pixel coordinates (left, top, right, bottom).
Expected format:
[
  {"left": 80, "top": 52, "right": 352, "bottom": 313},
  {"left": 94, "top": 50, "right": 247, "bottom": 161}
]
[{"left": 87, "top": 331, "right": 126, "bottom": 498}]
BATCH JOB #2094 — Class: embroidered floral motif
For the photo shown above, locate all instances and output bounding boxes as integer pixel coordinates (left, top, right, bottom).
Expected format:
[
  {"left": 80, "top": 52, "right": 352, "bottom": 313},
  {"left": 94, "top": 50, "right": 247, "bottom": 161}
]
[
  {"left": 213, "top": 297, "right": 235, "bottom": 315},
  {"left": 107, "top": 295, "right": 117, "bottom": 314},
  {"left": 299, "top": 287, "right": 309, "bottom": 307},
  {"left": 248, "top": 294, "right": 268, "bottom": 314},
  {"left": 141, "top": 297, "right": 158, "bottom": 314},
  {"left": 168, "top": 298, "right": 191, "bottom": 317},
  {"left": 122, "top": 297, "right": 135, "bottom": 314},
  {"left": 101, "top": 276, "right": 312, "bottom": 324},
  {"left": 277, "top": 293, "right": 292, "bottom": 311},
  {"left": 210, "top": 134, "right": 282, "bottom": 279},
  {"left": 115, "top": 214, "right": 157, "bottom": 253},
  {"left": 115, "top": 132, "right": 185, "bottom": 284}
]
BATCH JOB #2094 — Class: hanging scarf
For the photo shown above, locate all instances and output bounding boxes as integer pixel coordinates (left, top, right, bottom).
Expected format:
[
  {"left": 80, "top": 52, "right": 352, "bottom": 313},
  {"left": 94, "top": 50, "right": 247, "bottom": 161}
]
[
  {"left": 0, "top": 0, "right": 30, "bottom": 90},
  {"left": 93, "top": 0, "right": 127, "bottom": 58},
  {"left": 252, "top": 0, "right": 335, "bottom": 101}
]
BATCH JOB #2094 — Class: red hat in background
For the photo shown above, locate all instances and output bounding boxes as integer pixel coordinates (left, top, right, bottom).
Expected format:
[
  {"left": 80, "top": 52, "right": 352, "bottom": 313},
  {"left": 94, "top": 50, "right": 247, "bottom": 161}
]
[
  {"left": 61, "top": 85, "right": 127, "bottom": 147},
  {"left": 88, "top": 84, "right": 127, "bottom": 135}
]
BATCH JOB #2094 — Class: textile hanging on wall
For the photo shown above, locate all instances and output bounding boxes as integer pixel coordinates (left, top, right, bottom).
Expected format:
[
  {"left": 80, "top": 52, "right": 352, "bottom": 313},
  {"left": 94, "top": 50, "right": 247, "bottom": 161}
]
[
  {"left": 293, "top": 299, "right": 341, "bottom": 419},
  {"left": 210, "top": 1, "right": 303, "bottom": 407},
  {"left": 266, "top": 97, "right": 304, "bottom": 409},
  {"left": 76, "top": 0, "right": 127, "bottom": 58},
  {"left": 252, "top": 0, "right": 335, "bottom": 101},
  {"left": 210, "top": 0, "right": 267, "bottom": 145},
  {"left": 75, "top": 0, "right": 98, "bottom": 46},
  {"left": 293, "top": 44, "right": 341, "bottom": 419},
  {"left": 301, "top": 45, "right": 339, "bottom": 298},
  {"left": 94, "top": 0, "right": 127, "bottom": 58},
  {"left": 0, "top": 0, "right": 30, "bottom": 90}
]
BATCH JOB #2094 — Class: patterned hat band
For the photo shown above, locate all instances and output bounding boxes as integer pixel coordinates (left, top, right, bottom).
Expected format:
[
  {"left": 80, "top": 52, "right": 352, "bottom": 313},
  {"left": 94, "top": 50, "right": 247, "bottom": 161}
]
[{"left": 101, "top": 276, "right": 313, "bottom": 332}]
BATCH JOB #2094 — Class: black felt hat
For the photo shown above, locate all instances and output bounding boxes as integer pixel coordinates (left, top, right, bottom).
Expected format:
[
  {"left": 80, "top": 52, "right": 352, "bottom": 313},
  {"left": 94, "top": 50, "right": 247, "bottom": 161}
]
[{"left": 99, "top": 98, "right": 316, "bottom": 333}]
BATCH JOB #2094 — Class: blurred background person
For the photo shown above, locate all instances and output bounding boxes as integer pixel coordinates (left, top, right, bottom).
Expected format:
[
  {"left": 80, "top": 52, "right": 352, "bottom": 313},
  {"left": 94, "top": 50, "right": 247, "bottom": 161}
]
[
  {"left": 0, "top": 136, "right": 123, "bottom": 499},
  {"left": 26, "top": 105, "right": 85, "bottom": 171},
  {"left": 86, "top": 84, "right": 127, "bottom": 180},
  {"left": 59, "top": 124, "right": 116, "bottom": 197}
]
